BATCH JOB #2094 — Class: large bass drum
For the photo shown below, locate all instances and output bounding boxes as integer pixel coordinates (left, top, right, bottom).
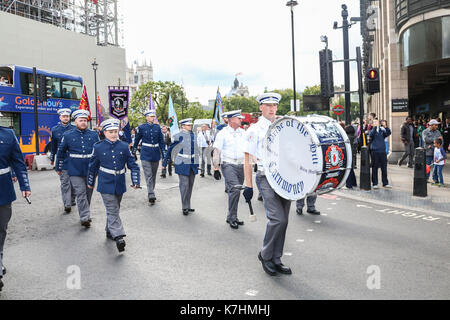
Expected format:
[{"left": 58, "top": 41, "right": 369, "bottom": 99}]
[{"left": 262, "top": 115, "right": 352, "bottom": 200}]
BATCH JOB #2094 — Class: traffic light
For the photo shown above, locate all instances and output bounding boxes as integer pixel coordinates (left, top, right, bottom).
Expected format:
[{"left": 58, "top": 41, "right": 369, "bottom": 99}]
[
  {"left": 365, "top": 67, "right": 380, "bottom": 94},
  {"left": 37, "top": 75, "right": 51, "bottom": 102},
  {"left": 319, "top": 49, "right": 334, "bottom": 98}
]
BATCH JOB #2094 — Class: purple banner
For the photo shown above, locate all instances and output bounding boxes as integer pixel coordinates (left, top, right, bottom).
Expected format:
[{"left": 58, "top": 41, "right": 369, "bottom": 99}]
[{"left": 108, "top": 86, "right": 129, "bottom": 120}]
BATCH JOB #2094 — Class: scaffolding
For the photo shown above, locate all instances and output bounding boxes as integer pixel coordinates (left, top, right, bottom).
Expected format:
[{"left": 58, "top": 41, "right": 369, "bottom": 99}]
[{"left": 1, "top": 0, "right": 120, "bottom": 46}]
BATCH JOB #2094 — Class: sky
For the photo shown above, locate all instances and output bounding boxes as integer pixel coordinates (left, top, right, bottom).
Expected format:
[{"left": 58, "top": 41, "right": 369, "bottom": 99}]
[{"left": 121, "top": 0, "right": 363, "bottom": 105}]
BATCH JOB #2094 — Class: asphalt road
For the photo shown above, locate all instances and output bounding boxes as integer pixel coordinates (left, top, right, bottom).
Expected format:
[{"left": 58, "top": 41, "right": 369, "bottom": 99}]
[{"left": 1, "top": 166, "right": 449, "bottom": 300}]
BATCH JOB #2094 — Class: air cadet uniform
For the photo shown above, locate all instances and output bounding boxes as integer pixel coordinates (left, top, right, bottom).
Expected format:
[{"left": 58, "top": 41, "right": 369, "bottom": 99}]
[
  {"left": 132, "top": 110, "right": 165, "bottom": 204},
  {"left": 87, "top": 119, "right": 140, "bottom": 253},
  {"left": 50, "top": 108, "right": 76, "bottom": 213},
  {"left": 243, "top": 93, "right": 293, "bottom": 276},
  {"left": 0, "top": 113, "right": 31, "bottom": 291},
  {"left": 56, "top": 110, "right": 99, "bottom": 227},
  {"left": 162, "top": 118, "right": 200, "bottom": 215},
  {"left": 213, "top": 110, "right": 246, "bottom": 229}
]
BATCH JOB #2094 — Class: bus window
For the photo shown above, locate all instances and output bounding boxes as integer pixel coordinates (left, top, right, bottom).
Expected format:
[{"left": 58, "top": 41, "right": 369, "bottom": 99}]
[
  {"left": 48, "top": 77, "right": 61, "bottom": 98},
  {"left": 0, "top": 112, "right": 21, "bottom": 136},
  {"left": 62, "top": 79, "right": 82, "bottom": 100},
  {"left": 0, "top": 66, "right": 14, "bottom": 87},
  {"left": 20, "top": 72, "right": 34, "bottom": 95}
]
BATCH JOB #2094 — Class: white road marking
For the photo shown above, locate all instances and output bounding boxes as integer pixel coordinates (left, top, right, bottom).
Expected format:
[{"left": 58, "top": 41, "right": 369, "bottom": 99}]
[
  {"left": 327, "top": 208, "right": 332, "bottom": 210},
  {"left": 296, "top": 239, "right": 305, "bottom": 242},
  {"left": 307, "top": 229, "right": 314, "bottom": 232},
  {"left": 284, "top": 252, "right": 293, "bottom": 256},
  {"left": 314, "top": 220, "right": 321, "bottom": 224},
  {"left": 322, "top": 213, "right": 328, "bottom": 216},
  {"left": 245, "top": 290, "right": 258, "bottom": 297},
  {"left": 357, "top": 204, "right": 373, "bottom": 209},
  {"left": 331, "top": 203, "right": 337, "bottom": 205}
]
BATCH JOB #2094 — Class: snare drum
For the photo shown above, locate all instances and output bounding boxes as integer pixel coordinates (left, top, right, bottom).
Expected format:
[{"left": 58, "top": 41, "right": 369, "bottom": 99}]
[{"left": 262, "top": 115, "right": 352, "bottom": 200}]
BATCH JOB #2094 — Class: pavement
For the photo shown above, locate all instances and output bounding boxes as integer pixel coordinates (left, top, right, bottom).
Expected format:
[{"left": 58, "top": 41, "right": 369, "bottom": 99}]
[{"left": 0, "top": 163, "right": 449, "bottom": 300}]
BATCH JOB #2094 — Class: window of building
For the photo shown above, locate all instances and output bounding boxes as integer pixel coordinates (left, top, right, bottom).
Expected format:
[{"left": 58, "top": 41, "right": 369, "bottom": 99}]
[
  {"left": 0, "top": 66, "right": 14, "bottom": 87},
  {"left": 0, "top": 112, "right": 21, "bottom": 136},
  {"left": 61, "top": 79, "right": 82, "bottom": 100}
]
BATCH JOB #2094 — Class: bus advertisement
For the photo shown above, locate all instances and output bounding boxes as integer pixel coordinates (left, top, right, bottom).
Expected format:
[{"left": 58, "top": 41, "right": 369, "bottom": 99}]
[{"left": 0, "top": 65, "right": 83, "bottom": 154}]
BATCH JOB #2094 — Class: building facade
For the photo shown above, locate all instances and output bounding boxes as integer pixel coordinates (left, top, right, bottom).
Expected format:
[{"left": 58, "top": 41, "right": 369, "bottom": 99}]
[
  {"left": 361, "top": 0, "right": 450, "bottom": 161},
  {"left": 126, "top": 60, "right": 154, "bottom": 97}
]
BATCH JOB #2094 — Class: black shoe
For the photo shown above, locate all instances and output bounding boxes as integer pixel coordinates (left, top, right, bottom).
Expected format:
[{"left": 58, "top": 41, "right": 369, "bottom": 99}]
[
  {"left": 258, "top": 252, "right": 277, "bottom": 276},
  {"left": 274, "top": 263, "right": 292, "bottom": 275},
  {"left": 71, "top": 201, "right": 76, "bottom": 206},
  {"left": 115, "top": 237, "right": 126, "bottom": 252},
  {"left": 182, "top": 209, "right": 189, "bottom": 215},
  {"left": 2, "top": 266, "right": 6, "bottom": 276},
  {"left": 0, "top": 278, "right": 3, "bottom": 292},
  {"left": 258, "top": 195, "right": 263, "bottom": 201},
  {"left": 188, "top": 208, "right": 195, "bottom": 212},
  {"left": 236, "top": 219, "right": 244, "bottom": 226},
  {"left": 307, "top": 209, "right": 321, "bottom": 215},
  {"left": 106, "top": 231, "right": 114, "bottom": 240},
  {"left": 229, "top": 221, "right": 239, "bottom": 229},
  {"left": 64, "top": 207, "right": 71, "bottom": 213},
  {"left": 207, "top": 172, "right": 212, "bottom": 176},
  {"left": 224, "top": 189, "right": 228, "bottom": 193},
  {"left": 81, "top": 219, "right": 91, "bottom": 228},
  {"left": 169, "top": 173, "right": 172, "bottom": 176},
  {"left": 160, "top": 174, "right": 166, "bottom": 178},
  {"left": 149, "top": 197, "right": 156, "bottom": 205},
  {"left": 200, "top": 173, "right": 205, "bottom": 178},
  {"left": 296, "top": 208, "right": 303, "bottom": 215}
]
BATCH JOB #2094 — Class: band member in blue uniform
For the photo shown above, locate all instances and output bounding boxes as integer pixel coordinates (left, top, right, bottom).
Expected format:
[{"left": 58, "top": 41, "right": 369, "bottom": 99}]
[
  {"left": 56, "top": 109, "right": 99, "bottom": 228},
  {"left": 50, "top": 108, "right": 76, "bottom": 213},
  {"left": 87, "top": 119, "right": 140, "bottom": 253},
  {"left": 0, "top": 112, "right": 31, "bottom": 292},
  {"left": 132, "top": 110, "right": 165, "bottom": 205},
  {"left": 162, "top": 118, "right": 200, "bottom": 215}
]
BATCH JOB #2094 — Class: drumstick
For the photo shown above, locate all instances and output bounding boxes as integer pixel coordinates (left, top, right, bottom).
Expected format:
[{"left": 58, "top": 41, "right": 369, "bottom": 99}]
[{"left": 234, "top": 184, "right": 257, "bottom": 222}]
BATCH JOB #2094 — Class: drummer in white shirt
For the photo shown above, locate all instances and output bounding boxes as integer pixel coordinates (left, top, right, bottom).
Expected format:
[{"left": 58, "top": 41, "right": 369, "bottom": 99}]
[
  {"left": 242, "top": 92, "right": 293, "bottom": 277},
  {"left": 212, "top": 110, "right": 246, "bottom": 230}
]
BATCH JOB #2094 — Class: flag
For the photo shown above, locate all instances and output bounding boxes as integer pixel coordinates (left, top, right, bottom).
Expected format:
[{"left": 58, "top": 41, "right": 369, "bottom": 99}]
[
  {"left": 148, "top": 93, "right": 159, "bottom": 124},
  {"left": 212, "top": 88, "right": 225, "bottom": 125},
  {"left": 96, "top": 95, "right": 105, "bottom": 127},
  {"left": 167, "top": 94, "right": 179, "bottom": 136},
  {"left": 79, "top": 85, "right": 92, "bottom": 121}
]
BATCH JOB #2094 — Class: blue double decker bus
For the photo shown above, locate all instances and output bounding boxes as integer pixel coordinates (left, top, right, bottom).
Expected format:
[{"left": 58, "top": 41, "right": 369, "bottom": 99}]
[{"left": 0, "top": 65, "right": 83, "bottom": 154}]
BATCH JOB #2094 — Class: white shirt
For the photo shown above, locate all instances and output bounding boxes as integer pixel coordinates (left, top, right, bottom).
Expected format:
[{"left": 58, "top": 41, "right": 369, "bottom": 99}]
[
  {"left": 213, "top": 125, "right": 246, "bottom": 163},
  {"left": 197, "top": 130, "right": 211, "bottom": 148},
  {"left": 243, "top": 116, "right": 272, "bottom": 166}
]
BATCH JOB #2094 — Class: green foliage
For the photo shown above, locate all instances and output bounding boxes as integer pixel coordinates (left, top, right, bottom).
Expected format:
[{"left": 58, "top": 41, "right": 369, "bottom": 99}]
[
  {"left": 222, "top": 95, "right": 259, "bottom": 113},
  {"left": 185, "top": 102, "right": 214, "bottom": 120}
]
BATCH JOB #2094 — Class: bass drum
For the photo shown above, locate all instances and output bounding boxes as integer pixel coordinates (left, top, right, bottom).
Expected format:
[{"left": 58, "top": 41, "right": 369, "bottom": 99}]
[{"left": 262, "top": 115, "right": 352, "bottom": 200}]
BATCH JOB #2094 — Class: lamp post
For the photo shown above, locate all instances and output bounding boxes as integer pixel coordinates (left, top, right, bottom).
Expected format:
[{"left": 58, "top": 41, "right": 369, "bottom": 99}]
[
  {"left": 286, "top": 0, "right": 298, "bottom": 112},
  {"left": 91, "top": 58, "right": 98, "bottom": 127}
]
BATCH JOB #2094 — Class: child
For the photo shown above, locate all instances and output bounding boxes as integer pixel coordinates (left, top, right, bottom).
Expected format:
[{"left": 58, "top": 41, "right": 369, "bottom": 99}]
[
  {"left": 87, "top": 118, "right": 140, "bottom": 252},
  {"left": 432, "top": 139, "right": 446, "bottom": 187}
]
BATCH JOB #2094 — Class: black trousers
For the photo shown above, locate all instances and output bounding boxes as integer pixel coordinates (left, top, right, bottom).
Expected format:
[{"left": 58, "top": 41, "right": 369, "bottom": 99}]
[{"left": 371, "top": 151, "right": 389, "bottom": 186}]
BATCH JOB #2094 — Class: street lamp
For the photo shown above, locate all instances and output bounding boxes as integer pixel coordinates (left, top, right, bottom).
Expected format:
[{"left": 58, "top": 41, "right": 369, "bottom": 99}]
[
  {"left": 91, "top": 58, "right": 98, "bottom": 127},
  {"left": 286, "top": 0, "right": 298, "bottom": 112}
]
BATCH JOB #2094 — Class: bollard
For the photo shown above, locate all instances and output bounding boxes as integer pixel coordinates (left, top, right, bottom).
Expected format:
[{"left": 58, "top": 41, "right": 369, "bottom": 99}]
[
  {"left": 413, "top": 147, "right": 427, "bottom": 197},
  {"left": 360, "top": 146, "right": 371, "bottom": 190}
]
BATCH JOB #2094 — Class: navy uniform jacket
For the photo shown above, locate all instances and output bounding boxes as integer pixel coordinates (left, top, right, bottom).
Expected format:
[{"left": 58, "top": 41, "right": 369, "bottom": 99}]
[
  {"left": 87, "top": 139, "right": 140, "bottom": 195},
  {"left": 0, "top": 127, "right": 31, "bottom": 206},
  {"left": 50, "top": 122, "right": 75, "bottom": 170},
  {"left": 162, "top": 130, "right": 199, "bottom": 176},
  {"left": 132, "top": 123, "right": 165, "bottom": 162},
  {"left": 55, "top": 128, "right": 100, "bottom": 177},
  {"left": 216, "top": 123, "right": 227, "bottom": 131}
]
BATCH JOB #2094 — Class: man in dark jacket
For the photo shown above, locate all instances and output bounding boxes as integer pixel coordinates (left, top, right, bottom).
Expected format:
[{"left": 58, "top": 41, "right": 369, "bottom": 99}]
[
  {"left": 369, "top": 119, "right": 392, "bottom": 188},
  {"left": 398, "top": 117, "right": 417, "bottom": 168}
]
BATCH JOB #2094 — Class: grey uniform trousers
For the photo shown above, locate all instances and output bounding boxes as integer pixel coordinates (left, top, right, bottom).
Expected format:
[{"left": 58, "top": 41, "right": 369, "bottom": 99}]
[
  {"left": 179, "top": 169, "right": 195, "bottom": 210},
  {"left": 398, "top": 142, "right": 415, "bottom": 166},
  {"left": 296, "top": 194, "right": 317, "bottom": 211},
  {"left": 70, "top": 176, "right": 93, "bottom": 222},
  {"left": 222, "top": 163, "right": 244, "bottom": 222},
  {"left": 142, "top": 160, "right": 159, "bottom": 199},
  {"left": 100, "top": 193, "right": 125, "bottom": 239},
  {"left": 200, "top": 147, "right": 212, "bottom": 174},
  {"left": 0, "top": 204, "right": 12, "bottom": 276},
  {"left": 256, "top": 173, "right": 292, "bottom": 264},
  {"left": 59, "top": 170, "right": 76, "bottom": 208}
]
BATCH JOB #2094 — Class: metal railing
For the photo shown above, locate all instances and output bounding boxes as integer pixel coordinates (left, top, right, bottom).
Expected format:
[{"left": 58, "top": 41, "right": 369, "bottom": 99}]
[{"left": 395, "top": 0, "right": 450, "bottom": 30}]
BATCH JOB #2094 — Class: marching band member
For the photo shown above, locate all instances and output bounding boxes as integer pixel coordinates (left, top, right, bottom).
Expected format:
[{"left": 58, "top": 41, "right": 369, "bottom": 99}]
[
  {"left": 55, "top": 109, "right": 99, "bottom": 228},
  {"left": 87, "top": 118, "right": 140, "bottom": 253},
  {"left": 212, "top": 110, "right": 246, "bottom": 229},
  {"left": 50, "top": 108, "right": 76, "bottom": 213},
  {"left": 243, "top": 92, "right": 293, "bottom": 276},
  {"left": 132, "top": 110, "right": 165, "bottom": 205},
  {"left": 162, "top": 118, "right": 200, "bottom": 215},
  {"left": 0, "top": 112, "right": 31, "bottom": 291}
]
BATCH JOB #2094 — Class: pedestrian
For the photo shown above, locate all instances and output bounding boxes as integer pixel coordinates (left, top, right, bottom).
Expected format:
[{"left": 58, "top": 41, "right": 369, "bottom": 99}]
[
  {"left": 0, "top": 113, "right": 31, "bottom": 292},
  {"left": 243, "top": 92, "right": 292, "bottom": 276},
  {"left": 212, "top": 110, "right": 246, "bottom": 230},
  {"left": 55, "top": 109, "right": 99, "bottom": 228},
  {"left": 160, "top": 125, "right": 172, "bottom": 178},
  {"left": 422, "top": 119, "right": 443, "bottom": 181},
  {"left": 296, "top": 195, "right": 321, "bottom": 216},
  {"left": 50, "top": 108, "right": 76, "bottom": 213},
  {"left": 216, "top": 113, "right": 229, "bottom": 131},
  {"left": 443, "top": 117, "right": 450, "bottom": 152},
  {"left": 197, "top": 124, "right": 212, "bottom": 177},
  {"left": 398, "top": 117, "right": 417, "bottom": 168},
  {"left": 369, "top": 119, "right": 392, "bottom": 188},
  {"left": 162, "top": 118, "right": 200, "bottom": 215},
  {"left": 431, "top": 138, "right": 446, "bottom": 187},
  {"left": 132, "top": 110, "right": 165, "bottom": 205},
  {"left": 344, "top": 122, "right": 357, "bottom": 189},
  {"left": 87, "top": 119, "right": 140, "bottom": 252},
  {"left": 417, "top": 120, "right": 425, "bottom": 148}
]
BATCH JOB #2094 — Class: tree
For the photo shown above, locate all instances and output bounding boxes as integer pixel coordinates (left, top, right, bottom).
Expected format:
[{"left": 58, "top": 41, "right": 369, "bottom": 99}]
[
  {"left": 222, "top": 96, "right": 259, "bottom": 113},
  {"left": 184, "top": 102, "right": 213, "bottom": 120},
  {"left": 129, "top": 81, "right": 186, "bottom": 127},
  {"left": 272, "top": 88, "right": 302, "bottom": 116}
]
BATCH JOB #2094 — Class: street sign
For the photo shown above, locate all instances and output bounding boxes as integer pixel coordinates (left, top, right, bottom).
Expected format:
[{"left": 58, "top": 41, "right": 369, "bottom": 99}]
[
  {"left": 303, "top": 95, "right": 329, "bottom": 112},
  {"left": 333, "top": 105, "right": 344, "bottom": 115}
]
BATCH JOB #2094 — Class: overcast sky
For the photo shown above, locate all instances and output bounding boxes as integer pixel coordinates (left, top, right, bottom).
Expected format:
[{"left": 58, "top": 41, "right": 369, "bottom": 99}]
[{"left": 121, "top": 0, "right": 362, "bottom": 105}]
